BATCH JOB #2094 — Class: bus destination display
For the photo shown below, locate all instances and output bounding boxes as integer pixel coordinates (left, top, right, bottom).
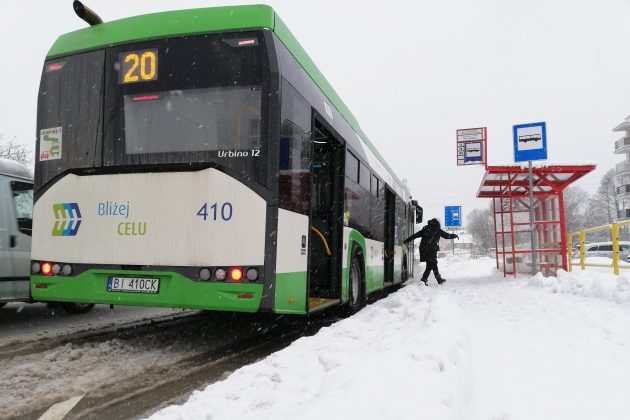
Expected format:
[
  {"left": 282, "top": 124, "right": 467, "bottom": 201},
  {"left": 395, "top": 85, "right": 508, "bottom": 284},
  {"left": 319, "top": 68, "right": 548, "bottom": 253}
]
[{"left": 119, "top": 49, "right": 158, "bottom": 84}]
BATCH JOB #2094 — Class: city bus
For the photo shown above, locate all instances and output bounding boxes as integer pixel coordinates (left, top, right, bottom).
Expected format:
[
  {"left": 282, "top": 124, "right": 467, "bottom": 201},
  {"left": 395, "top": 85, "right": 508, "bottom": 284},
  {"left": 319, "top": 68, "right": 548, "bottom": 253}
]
[{"left": 31, "top": 3, "right": 423, "bottom": 315}]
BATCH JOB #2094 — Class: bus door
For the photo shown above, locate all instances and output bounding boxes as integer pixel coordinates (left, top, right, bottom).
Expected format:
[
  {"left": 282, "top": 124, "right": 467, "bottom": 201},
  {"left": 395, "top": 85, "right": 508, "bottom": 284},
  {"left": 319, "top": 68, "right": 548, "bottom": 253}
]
[
  {"left": 384, "top": 187, "right": 395, "bottom": 283},
  {"left": 307, "top": 118, "right": 344, "bottom": 310}
]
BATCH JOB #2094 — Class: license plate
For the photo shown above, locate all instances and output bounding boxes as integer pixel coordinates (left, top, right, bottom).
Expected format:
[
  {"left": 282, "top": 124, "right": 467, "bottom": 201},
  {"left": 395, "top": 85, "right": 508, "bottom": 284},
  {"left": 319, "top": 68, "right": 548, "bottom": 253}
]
[{"left": 107, "top": 276, "right": 160, "bottom": 294}]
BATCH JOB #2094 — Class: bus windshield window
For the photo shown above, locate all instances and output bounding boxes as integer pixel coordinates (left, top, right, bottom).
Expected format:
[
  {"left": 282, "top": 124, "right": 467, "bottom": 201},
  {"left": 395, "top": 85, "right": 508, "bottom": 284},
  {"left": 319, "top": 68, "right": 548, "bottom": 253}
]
[{"left": 124, "top": 86, "right": 261, "bottom": 154}]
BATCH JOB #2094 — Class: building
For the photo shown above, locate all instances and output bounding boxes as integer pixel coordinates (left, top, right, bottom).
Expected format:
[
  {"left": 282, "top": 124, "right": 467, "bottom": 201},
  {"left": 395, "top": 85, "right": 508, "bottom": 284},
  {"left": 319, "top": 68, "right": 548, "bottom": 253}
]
[{"left": 614, "top": 115, "right": 630, "bottom": 220}]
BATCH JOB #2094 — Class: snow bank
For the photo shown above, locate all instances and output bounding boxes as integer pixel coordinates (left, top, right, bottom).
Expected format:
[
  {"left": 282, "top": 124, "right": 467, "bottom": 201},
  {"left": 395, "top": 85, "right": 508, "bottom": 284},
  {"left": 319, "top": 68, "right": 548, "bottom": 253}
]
[
  {"left": 527, "top": 269, "right": 630, "bottom": 304},
  {"left": 149, "top": 287, "right": 471, "bottom": 420}
]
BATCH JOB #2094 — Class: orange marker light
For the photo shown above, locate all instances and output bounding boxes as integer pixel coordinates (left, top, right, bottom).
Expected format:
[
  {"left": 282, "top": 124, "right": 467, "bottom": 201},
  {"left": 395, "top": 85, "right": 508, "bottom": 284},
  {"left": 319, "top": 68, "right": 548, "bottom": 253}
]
[
  {"left": 230, "top": 268, "right": 243, "bottom": 282},
  {"left": 41, "top": 262, "right": 53, "bottom": 276}
]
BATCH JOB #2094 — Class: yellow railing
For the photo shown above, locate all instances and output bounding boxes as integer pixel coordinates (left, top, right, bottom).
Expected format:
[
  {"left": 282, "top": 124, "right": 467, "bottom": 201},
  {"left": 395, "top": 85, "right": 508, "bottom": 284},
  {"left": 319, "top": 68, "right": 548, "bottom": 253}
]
[{"left": 567, "top": 220, "right": 630, "bottom": 275}]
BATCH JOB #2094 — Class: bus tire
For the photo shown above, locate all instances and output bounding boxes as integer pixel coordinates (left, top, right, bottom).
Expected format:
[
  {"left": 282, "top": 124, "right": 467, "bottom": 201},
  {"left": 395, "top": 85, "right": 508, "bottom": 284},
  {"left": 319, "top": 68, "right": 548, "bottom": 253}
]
[
  {"left": 347, "top": 248, "right": 365, "bottom": 314},
  {"left": 61, "top": 302, "right": 95, "bottom": 314},
  {"left": 0, "top": 302, "right": 6, "bottom": 309}
]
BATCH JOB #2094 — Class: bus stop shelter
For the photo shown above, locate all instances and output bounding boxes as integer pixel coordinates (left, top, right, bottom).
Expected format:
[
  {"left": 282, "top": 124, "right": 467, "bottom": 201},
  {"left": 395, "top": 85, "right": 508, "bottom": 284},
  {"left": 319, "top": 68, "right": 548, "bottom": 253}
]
[{"left": 477, "top": 164, "right": 595, "bottom": 277}]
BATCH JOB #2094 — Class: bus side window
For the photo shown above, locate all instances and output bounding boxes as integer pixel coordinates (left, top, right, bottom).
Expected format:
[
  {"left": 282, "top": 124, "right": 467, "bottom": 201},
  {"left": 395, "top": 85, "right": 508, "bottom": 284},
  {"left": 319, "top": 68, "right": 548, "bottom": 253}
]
[{"left": 279, "top": 79, "right": 311, "bottom": 214}]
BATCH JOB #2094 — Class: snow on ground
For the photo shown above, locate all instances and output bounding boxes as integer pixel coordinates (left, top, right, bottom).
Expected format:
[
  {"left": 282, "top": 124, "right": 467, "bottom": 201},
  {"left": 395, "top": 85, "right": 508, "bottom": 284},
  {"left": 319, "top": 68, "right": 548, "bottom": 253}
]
[
  {"left": 0, "top": 337, "right": 193, "bottom": 417},
  {"left": 0, "top": 303, "right": 187, "bottom": 345},
  {"left": 150, "top": 257, "right": 630, "bottom": 420},
  {"left": 150, "top": 276, "right": 472, "bottom": 419}
]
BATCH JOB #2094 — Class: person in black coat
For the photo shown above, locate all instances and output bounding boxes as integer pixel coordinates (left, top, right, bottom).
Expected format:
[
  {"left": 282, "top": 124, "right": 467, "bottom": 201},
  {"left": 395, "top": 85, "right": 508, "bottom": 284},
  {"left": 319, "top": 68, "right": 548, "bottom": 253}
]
[{"left": 404, "top": 218, "right": 458, "bottom": 285}]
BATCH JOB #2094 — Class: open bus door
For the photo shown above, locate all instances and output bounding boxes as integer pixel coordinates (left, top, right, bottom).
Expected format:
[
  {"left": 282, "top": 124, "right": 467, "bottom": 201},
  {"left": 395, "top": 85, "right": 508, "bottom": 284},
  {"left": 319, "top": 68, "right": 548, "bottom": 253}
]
[
  {"left": 384, "top": 187, "right": 395, "bottom": 283},
  {"left": 307, "top": 117, "right": 344, "bottom": 313},
  {"left": 409, "top": 200, "right": 423, "bottom": 278}
]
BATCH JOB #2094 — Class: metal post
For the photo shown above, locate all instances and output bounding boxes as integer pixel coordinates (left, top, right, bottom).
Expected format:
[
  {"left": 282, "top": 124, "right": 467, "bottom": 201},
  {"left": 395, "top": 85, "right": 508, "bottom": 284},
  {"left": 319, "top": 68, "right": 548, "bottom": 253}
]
[
  {"left": 528, "top": 161, "right": 537, "bottom": 276},
  {"left": 566, "top": 233, "right": 573, "bottom": 271},
  {"left": 612, "top": 223, "right": 620, "bottom": 275}
]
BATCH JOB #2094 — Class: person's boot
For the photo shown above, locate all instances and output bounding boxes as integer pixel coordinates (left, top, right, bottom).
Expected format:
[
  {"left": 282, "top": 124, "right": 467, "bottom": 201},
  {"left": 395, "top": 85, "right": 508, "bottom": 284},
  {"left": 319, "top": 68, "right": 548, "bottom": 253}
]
[
  {"left": 436, "top": 275, "right": 446, "bottom": 285},
  {"left": 420, "top": 277, "right": 428, "bottom": 286}
]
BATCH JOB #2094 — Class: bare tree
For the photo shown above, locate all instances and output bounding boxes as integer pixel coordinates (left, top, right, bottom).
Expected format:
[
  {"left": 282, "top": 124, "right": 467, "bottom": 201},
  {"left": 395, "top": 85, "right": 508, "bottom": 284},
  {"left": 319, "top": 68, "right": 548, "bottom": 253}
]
[
  {"left": 563, "top": 186, "right": 589, "bottom": 234},
  {"left": 583, "top": 168, "right": 617, "bottom": 241},
  {"left": 0, "top": 134, "right": 32, "bottom": 165},
  {"left": 585, "top": 168, "right": 617, "bottom": 224},
  {"left": 467, "top": 204, "right": 495, "bottom": 252}
]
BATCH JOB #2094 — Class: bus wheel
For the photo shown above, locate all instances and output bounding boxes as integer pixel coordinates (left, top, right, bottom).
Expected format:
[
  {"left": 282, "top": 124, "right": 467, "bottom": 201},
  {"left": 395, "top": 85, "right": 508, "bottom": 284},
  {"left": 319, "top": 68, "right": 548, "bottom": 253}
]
[
  {"left": 0, "top": 302, "right": 6, "bottom": 309},
  {"left": 61, "top": 303, "right": 95, "bottom": 314},
  {"left": 347, "top": 249, "right": 365, "bottom": 314}
]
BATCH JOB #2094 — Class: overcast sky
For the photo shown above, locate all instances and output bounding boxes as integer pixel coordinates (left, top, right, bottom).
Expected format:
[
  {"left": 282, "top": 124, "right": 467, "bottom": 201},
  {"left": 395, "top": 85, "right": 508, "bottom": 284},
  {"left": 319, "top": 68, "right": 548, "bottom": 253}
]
[{"left": 1, "top": 0, "right": 629, "bottom": 222}]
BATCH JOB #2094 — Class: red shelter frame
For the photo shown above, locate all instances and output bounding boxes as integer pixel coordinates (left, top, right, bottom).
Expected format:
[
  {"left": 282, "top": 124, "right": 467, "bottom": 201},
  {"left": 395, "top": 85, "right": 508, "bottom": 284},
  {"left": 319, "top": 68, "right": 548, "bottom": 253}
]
[{"left": 477, "top": 165, "right": 595, "bottom": 277}]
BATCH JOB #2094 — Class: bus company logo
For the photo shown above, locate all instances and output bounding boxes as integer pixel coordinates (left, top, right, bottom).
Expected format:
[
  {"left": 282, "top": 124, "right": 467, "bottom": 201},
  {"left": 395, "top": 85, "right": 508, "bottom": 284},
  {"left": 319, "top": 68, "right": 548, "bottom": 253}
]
[{"left": 52, "top": 203, "right": 82, "bottom": 237}]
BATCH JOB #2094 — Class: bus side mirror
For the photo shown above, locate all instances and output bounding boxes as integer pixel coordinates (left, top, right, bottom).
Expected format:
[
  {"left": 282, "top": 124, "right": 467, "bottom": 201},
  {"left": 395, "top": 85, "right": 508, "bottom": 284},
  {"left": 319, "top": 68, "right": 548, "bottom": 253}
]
[{"left": 415, "top": 206, "right": 423, "bottom": 224}]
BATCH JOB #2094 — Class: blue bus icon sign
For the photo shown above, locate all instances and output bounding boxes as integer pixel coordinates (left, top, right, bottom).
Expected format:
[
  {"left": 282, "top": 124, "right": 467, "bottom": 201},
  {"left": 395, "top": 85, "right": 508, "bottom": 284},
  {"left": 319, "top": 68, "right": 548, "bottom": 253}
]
[
  {"left": 513, "top": 122, "right": 547, "bottom": 162},
  {"left": 445, "top": 206, "right": 462, "bottom": 228}
]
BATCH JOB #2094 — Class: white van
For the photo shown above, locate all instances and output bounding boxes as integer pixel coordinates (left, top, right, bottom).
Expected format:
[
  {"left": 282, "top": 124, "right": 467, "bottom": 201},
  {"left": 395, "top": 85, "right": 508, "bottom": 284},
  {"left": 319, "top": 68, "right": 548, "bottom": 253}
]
[
  {"left": 0, "top": 158, "right": 33, "bottom": 305},
  {"left": 0, "top": 158, "right": 93, "bottom": 313}
]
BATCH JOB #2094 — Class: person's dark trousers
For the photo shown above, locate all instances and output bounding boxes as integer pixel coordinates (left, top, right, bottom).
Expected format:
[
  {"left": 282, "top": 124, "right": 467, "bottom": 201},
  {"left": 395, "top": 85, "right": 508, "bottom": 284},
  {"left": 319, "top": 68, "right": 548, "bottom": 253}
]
[{"left": 421, "top": 258, "right": 441, "bottom": 283}]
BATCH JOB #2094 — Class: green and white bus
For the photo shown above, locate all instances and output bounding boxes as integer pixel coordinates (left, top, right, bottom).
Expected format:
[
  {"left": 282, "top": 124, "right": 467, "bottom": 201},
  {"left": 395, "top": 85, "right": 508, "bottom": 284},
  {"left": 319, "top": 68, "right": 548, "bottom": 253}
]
[{"left": 31, "top": 3, "right": 423, "bottom": 315}]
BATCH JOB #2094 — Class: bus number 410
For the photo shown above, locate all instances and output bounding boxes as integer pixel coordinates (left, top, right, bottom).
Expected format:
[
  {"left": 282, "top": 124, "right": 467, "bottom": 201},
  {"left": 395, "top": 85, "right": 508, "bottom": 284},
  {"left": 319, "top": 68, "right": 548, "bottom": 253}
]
[{"left": 196, "top": 202, "right": 233, "bottom": 221}]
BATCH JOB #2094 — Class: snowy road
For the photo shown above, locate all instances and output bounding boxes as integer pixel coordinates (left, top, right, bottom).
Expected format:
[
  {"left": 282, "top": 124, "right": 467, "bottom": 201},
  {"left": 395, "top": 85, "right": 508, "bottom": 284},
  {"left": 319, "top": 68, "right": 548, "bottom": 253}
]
[
  {"left": 151, "top": 257, "right": 630, "bottom": 420},
  {"left": 0, "top": 304, "right": 337, "bottom": 419}
]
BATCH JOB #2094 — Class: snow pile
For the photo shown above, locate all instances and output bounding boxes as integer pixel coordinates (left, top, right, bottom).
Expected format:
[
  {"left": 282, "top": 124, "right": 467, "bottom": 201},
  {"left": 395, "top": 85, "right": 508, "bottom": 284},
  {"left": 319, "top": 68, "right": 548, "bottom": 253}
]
[
  {"left": 527, "top": 269, "right": 630, "bottom": 304},
  {"left": 149, "top": 286, "right": 471, "bottom": 420}
]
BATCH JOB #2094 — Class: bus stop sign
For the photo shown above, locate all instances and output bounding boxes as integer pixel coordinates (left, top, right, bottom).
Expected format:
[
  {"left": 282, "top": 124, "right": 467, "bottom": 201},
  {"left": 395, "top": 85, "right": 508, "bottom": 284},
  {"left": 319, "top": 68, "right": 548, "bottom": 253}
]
[
  {"left": 444, "top": 206, "right": 462, "bottom": 228},
  {"left": 513, "top": 122, "right": 547, "bottom": 162}
]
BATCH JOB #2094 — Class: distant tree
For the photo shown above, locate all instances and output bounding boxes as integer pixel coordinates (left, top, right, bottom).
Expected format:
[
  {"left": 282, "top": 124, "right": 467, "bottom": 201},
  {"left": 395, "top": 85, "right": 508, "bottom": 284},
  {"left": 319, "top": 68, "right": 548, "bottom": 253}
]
[
  {"left": 585, "top": 168, "right": 617, "bottom": 226},
  {"left": 0, "top": 134, "right": 32, "bottom": 165},
  {"left": 562, "top": 186, "right": 589, "bottom": 234},
  {"left": 583, "top": 168, "right": 617, "bottom": 241},
  {"left": 467, "top": 204, "right": 494, "bottom": 252}
]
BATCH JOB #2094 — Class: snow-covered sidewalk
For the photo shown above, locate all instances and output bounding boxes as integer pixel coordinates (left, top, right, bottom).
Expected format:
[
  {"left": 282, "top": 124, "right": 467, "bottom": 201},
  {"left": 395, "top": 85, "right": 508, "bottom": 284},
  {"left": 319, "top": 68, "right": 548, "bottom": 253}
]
[{"left": 149, "top": 257, "right": 630, "bottom": 420}]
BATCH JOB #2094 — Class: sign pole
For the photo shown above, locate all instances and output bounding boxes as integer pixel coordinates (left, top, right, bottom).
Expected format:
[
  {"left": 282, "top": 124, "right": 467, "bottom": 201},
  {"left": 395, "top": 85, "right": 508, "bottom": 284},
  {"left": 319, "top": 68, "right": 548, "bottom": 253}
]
[
  {"left": 513, "top": 121, "right": 546, "bottom": 276},
  {"left": 528, "top": 161, "right": 537, "bottom": 276}
]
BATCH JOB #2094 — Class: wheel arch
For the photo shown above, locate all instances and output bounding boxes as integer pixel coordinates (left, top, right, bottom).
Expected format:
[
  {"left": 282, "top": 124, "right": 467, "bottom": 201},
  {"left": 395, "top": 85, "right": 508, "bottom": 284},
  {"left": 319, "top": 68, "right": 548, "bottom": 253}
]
[{"left": 342, "top": 228, "right": 366, "bottom": 303}]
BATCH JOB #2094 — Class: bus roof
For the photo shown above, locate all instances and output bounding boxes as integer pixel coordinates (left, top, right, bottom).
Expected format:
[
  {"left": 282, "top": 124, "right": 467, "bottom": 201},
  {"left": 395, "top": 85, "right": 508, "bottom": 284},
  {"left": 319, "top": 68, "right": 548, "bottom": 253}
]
[
  {"left": 0, "top": 158, "right": 33, "bottom": 181},
  {"left": 47, "top": 4, "right": 405, "bottom": 194}
]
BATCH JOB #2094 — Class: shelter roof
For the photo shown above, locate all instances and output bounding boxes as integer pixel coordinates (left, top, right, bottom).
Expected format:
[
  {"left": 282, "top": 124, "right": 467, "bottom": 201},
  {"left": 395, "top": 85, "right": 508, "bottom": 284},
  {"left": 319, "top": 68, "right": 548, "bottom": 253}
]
[{"left": 477, "top": 164, "right": 595, "bottom": 199}]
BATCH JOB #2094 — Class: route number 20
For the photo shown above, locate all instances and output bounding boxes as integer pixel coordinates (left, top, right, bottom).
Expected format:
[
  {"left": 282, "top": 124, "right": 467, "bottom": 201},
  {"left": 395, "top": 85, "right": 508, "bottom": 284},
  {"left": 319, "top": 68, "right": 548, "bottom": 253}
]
[
  {"left": 120, "top": 49, "right": 158, "bottom": 84},
  {"left": 197, "top": 202, "right": 233, "bottom": 221}
]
